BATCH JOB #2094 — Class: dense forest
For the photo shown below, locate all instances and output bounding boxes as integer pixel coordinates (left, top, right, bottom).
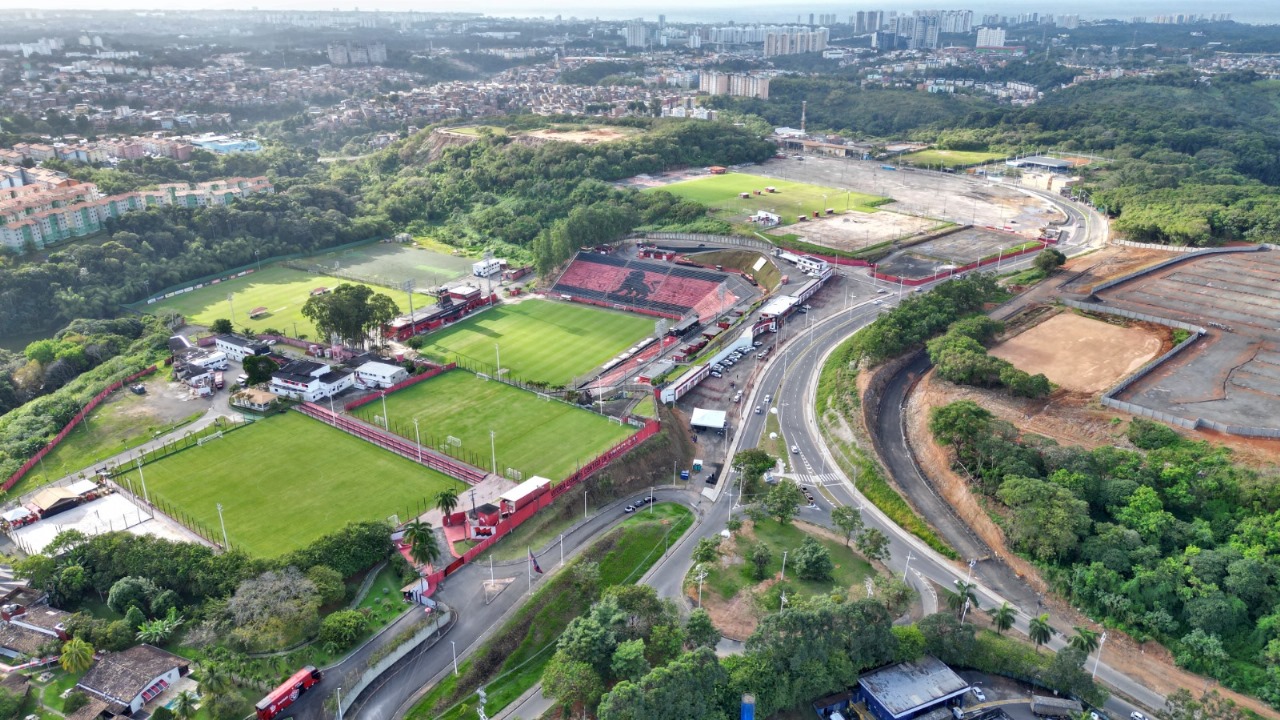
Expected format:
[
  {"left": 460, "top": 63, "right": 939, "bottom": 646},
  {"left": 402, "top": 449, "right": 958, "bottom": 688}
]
[
  {"left": 931, "top": 404, "right": 1280, "bottom": 704},
  {"left": 712, "top": 69, "right": 1280, "bottom": 246}
]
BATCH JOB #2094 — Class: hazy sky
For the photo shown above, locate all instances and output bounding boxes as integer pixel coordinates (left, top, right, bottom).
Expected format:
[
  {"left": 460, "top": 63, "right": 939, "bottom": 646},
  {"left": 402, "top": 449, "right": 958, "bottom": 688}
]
[{"left": 13, "top": 0, "right": 1280, "bottom": 24}]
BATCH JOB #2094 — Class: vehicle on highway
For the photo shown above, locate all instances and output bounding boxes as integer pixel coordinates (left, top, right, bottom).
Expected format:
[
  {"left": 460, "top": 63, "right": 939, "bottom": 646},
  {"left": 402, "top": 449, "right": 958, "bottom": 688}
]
[
  {"left": 256, "top": 666, "right": 322, "bottom": 720},
  {"left": 873, "top": 300, "right": 884, "bottom": 305},
  {"left": 1031, "top": 695, "right": 1082, "bottom": 718},
  {"left": 791, "top": 445, "right": 799, "bottom": 454},
  {"left": 764, "top": 394, "right": 771, "bottom": 403},
  {"left": 754, "top": 406, "right": 762, "bottom": 414},
  {"left": 876, "top": 288, "right": 889, "bottom": 294}
]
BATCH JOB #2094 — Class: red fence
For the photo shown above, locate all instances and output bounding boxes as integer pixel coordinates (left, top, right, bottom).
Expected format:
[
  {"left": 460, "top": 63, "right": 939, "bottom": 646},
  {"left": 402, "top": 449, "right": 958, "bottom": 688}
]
[
  {"left": 3, "top": 365, "right": 158, "bottom": 492},
  {"left": 295, "top": 402, "right": 488, "bottom": 484},
  {"left": 422, "top": 417, "right": 662, "bottom": 592},
  {"left": 343, "top": 363, "right": 455, "bottom": 411}
]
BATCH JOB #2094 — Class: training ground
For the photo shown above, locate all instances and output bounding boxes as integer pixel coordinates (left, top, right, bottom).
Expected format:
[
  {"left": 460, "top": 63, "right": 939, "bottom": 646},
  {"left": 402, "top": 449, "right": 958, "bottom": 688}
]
[
  {"left": 650, "top": 172, "right": 887, "bottom": 226},
  {"left": 113, "top": 412, "right": 458, "bottom": 557},
  {"left": 411, "top": 299, "right": 654, "bottom": 387},
  {"left": 354, "top": 370, "right": 634, "bottom": 482}
]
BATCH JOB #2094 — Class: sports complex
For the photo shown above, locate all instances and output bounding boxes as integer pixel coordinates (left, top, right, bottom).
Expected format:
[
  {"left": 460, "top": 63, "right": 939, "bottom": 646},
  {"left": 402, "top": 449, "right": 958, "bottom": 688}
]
[{"left": 648, "top": 171, "right": 888, "bottom": 226}]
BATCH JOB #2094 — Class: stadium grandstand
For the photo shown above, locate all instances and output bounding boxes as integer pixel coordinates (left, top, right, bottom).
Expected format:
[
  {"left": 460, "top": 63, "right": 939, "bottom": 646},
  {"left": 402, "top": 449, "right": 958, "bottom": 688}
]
[{"left": 553, "top": 253, "right": 757, "bottom": 322}]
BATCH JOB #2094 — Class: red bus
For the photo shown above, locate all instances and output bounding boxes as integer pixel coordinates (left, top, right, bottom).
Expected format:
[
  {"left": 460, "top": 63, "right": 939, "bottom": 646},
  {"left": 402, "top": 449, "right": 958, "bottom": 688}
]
[{"left": 255, "top": 666, "right": 322, "bottom": 720}]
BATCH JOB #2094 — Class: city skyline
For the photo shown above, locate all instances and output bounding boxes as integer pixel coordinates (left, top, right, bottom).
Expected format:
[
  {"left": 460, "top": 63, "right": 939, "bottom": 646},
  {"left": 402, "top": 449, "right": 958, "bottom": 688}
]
[{"left": 5, "top": 1, "right": 1278, "bottom": 24}]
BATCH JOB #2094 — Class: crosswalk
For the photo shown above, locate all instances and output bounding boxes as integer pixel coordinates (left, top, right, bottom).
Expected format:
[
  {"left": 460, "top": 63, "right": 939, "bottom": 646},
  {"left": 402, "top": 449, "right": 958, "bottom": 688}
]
[{"left": 796, "top": 473, "right": 842, "bottom": 488}]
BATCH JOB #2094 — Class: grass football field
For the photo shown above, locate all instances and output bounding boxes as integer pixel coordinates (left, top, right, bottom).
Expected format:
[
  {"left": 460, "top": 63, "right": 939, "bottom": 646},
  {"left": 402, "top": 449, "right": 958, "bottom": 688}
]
[
  {"left": 898, "top": 149, "right": 1005, "bottom": 168},
  {"left": 141, "top": 265, "right": 397, "bottom": 340},
  {"left": 356, "top": 371, "right": 633, "bottom": 482},
  {"left": 113, "top": 412, "right": 458, "bottom": 557},
  {"left": 652, "top": 172, "right": 887, "bottom": 226},
  {"left": 411, "top": 300, "right": 654, "bottom": 386}
]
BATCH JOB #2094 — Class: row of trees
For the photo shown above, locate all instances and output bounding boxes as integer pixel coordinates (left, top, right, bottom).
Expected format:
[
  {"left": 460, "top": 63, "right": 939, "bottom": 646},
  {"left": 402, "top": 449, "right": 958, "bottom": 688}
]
[
  {"left": 930, "top": 400, "right": 1280, "bottom": 703},
  {"left": 851, "top": 274, "right": 1003, "bottom": 365},
  {"left": 926, "top": 315, "right": 1051, "bottom": 398}
]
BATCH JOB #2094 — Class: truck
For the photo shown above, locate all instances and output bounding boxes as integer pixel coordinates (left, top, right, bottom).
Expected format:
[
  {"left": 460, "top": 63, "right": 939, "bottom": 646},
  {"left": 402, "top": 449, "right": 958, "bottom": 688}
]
[
  {"left": 255, "top": 666, "right": 321, "bottom": 720},
  {"left": 214, "top": 371, "right": 224, "bottom": 389},
  {"left": 1030, "top": 696, "right": 1083, "bottom": 718}
]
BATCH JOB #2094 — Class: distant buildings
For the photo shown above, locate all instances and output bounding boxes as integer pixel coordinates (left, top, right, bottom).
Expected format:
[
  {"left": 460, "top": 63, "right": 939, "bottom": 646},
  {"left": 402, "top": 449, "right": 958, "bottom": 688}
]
[
  {"left": 326, "top": 42, "right": 387, "bottom": 66},
  {"left": 699, "top": 72, "right": 770, "bottom": 100},
  {"left": 189, "top": 134, "right": 262, "bottom": 154},
  {"left": 976, "top": 27, "right": 1007, "bottom": 48},
  {"left": 764, "top": 27, "right": 830, "bottom": 57},
  {"left": 625, "top": 19, "right": 649, "bottom": 48},
  {"left": 0, "top": 169, "right": 272, "bottom": 251}
]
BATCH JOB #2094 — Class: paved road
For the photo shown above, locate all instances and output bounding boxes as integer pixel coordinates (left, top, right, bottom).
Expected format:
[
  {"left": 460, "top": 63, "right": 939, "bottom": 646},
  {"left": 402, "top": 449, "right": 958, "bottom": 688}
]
[{"left": 293, "top": 490, "right": 709, "bottom": 720}]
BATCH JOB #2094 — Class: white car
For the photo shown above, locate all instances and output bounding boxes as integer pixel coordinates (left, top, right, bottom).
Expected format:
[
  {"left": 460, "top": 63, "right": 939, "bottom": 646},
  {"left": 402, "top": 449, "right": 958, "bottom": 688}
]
[
  {"left": 790, "top": 445, "right": 799, "bottom": 454},
  {"left": 969, "top": 687, "right": 985, "bottom": 702},
  {"left": 1130, "top": 713, "right": 1147, "bottom": 720},
  {"left": 764, "top": 394, "right": 772, "bottom": 403}
]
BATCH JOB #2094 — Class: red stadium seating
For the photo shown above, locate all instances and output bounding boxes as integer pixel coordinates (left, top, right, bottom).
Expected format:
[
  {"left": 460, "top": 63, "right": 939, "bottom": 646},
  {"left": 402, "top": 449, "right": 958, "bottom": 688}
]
[{"left": 553, "top": 254, "right": 737, "bottom": 320}]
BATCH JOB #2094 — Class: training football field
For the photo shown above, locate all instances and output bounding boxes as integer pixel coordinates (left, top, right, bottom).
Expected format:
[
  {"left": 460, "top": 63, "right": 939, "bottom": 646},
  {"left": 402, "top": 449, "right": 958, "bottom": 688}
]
[
  {"left": 356, "top": 370, "right": 634, "bottom": 482},
  {"left": 652, "top": 172, "right": 887, "bottom": 225},
  {"left": 142, "top": 265, "right": 398, "bottom": 340},
  {"left": 411, "top": 299, "right": 654, "bottom": 386},
  {"left": 113, "top": 412, "right": 458, "bottom": 557}
]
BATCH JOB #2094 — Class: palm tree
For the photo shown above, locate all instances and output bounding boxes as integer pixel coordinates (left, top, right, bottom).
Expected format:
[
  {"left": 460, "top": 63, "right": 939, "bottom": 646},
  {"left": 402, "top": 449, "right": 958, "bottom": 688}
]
[
  {"left": 59, "top": 637, "right": 94, "bottom": 674},
  {"left": 435, "top": 488, "right": 460, "bottom": 525},
  {"left": 172, "top": 690, "right": 198, "bottom": 720},
  {"left": 1029, "top": 613, "right": 1055, "bottom": 652},
  {"left": 948, "top": 580, "right": 979, "bottom": 619},
  {"left": 991, "top": 602, "right": 1016, "bottom": 635},
  {"left": 402, "top": 520, "right": 441, "bottom": 569},
  {"left": 1069, "top": 626, "right": 1100, "bottom": 654},
  {"left": 136, "top": 609, "right": 185, "bottom": 644},
  {"left": 198, "top": 664, "right": 231, "bottom": 697}
]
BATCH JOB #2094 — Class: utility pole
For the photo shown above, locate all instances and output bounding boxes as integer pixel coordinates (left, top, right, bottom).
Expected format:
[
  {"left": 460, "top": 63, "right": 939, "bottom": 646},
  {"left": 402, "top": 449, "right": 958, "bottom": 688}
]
[
  {"left": 780, "top": 550, "right": 788, "bottom": 582},
  {"left": 336, "top": 687, "right": 343, "bottom": 720},
  {"left": 494, "top": 343, "right": 501, "bottom": 376},
  {"left": 413, "top": 418, "right": 423, "bottom": 464},
  {"left": 451, "top": 640, "right": 458, "bottom": 676},
  {"left": 227, "top": 293, "right": 235, "bottom": 325},
  {"left": 380, "top": 391, "right": 389, "bottom": 429},
  {"left": 135, "top": 456, "right": 151, "bottom": 509},
  {"left": 695, "top": 564, "right": 708, "bottom": 607}
]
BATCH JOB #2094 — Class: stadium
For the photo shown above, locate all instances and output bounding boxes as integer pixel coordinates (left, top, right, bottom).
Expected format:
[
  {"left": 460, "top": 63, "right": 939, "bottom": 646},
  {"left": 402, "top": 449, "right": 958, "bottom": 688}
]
[{"left": 552, "top": 252, "right": 760, "bottom": 323}]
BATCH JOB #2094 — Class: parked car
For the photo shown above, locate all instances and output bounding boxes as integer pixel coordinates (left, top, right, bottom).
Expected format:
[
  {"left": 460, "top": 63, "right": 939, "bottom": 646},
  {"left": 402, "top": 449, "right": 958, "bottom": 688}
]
[
  {"left": 624, "top": 505, "right": 636, "bottom": 513},
  {"left": 710, "top": 371, "right": 722, "bottom": 378},
  {"left": 237, "top": 373, "right": 249, "bottom": 385},
  {"left": 970, "top": 687, "right": 986, "bottom": 702},
  {"left": 753, "top": 341, "right": 763, "bottom": 348},
  {"left": 1130, "top": 713, "right": 1147, "bottom": 720},
  {"left": 129, "top": 384, "right": 147, "bottom": 395}
]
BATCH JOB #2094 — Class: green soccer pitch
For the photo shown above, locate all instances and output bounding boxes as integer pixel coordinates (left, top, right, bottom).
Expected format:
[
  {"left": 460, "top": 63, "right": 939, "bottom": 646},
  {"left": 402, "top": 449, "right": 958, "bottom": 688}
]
[
  {"left": 652, "top": 172, "right": 888, "bottom": 225},
  {"left": 411, "top": 299, "right": 655, "bottom": 386},
  {"left": 141, "top": 265, "right": 394, "bottom": 339},
  {"left": 356, "top": 370, "right": 634, "bottom": 483},
  {"left": 113, "top": 412, "right": 459, "bottom": 557}
]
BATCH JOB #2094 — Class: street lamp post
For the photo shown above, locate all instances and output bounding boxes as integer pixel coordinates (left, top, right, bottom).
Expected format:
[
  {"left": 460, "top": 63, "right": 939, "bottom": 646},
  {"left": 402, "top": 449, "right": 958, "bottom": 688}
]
[
  {"left": 216, "top": 502, "right": 229, "bottom": 550},
  {"left": 1092, "top": 632, "right": 1108, "bottom": 679},
  {"left": 494, "top": 343, "right": 501, "bottom": 375},
  {"left": 336, "top": 687, "right": 343, "bottom": 720},
  {"left": 451, "top": 640, "right": 459, "bottom": 676},
  {"left": 902, "top": 550, "right": 915, "bottom": 582},
  {"left": 780, "top": 550, "right": 788, "bottom": 582},
  {"left": 380, "top": 392, "right": 389, "bottom": 429},
  {"left": 413, "top": 418, "right": 423, "bottom": 464},
  {"left": 489, "top": 430, "right": 497, "bottom": 475}
]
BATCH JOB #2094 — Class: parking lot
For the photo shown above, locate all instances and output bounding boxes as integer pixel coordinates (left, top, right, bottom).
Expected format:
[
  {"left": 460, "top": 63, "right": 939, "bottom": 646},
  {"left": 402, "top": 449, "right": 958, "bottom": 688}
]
[
  {"left": 876, "top": 227, "right": 1039, "bottom": 279},
  {"left": 1098, "top": 251, "right": 1280, "bottom": 433}
]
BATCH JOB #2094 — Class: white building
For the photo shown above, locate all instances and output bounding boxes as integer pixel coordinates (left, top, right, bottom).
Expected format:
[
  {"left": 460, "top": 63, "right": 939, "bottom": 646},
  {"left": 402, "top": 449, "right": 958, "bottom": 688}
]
[
  {"left": 214, "top": 334, "right": 270, "bottom": 363},
  {"left": 270, "top": 359, "right": 353, "bottom": 402},
  {"left": 353, "top": 361, "right": 410, "bottom": 389},
  {"left": 976, "top": 27, "right": 1007, "bottom": 48},
  {"left": 795, "top": 255, "right": 830, "bottom": 276},
  {"left": 472, "top": 258, "right": 505, "bottom": 277},
  {"left": 77, "top": 644, "right": 190, "bottom": 716}
]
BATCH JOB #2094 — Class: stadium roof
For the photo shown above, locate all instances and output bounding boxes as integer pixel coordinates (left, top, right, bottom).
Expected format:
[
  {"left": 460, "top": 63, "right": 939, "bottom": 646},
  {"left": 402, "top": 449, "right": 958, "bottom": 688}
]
[
  {"left": 690, "top": 408, "right": 727, "bottom": 430},
  {"left": 858, "top": 656, "right": 968, "bottom": 719}
]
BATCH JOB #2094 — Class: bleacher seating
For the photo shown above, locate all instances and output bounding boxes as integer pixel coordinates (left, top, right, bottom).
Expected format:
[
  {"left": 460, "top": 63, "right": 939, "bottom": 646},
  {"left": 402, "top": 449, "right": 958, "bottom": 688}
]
[{"left": 553, "top": 253, "right": 735, "bottom": 320}]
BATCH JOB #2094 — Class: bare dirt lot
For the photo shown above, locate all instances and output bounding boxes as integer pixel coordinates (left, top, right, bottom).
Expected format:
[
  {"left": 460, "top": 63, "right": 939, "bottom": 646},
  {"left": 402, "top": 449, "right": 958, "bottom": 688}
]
[
  {"left": 523, "top": 127, "right": 634, "bottom": 144},
  {"left": 1097, "top": 250, "right": 1280, "bottom": 433},
  {"left": 766, "top": 209, "right": 940, "bottom": 251},
  {"left": 990, "top": 312, "right": 1163, "bottom": 394}
]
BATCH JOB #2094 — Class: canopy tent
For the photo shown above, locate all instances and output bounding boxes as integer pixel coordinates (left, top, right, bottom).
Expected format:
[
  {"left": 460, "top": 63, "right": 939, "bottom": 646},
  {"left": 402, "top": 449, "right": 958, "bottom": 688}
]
[{"left": 690, "top": 408, "right": 727, "bottom": 430}]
